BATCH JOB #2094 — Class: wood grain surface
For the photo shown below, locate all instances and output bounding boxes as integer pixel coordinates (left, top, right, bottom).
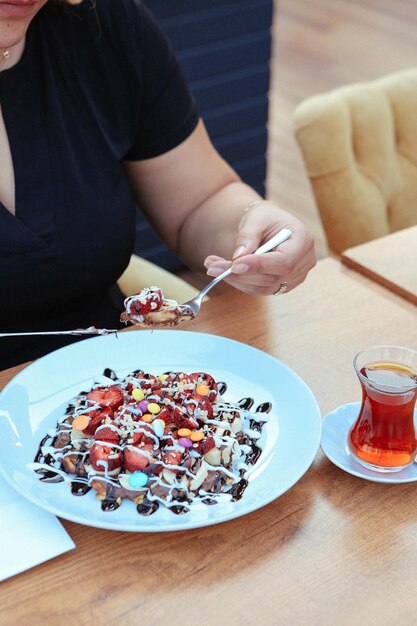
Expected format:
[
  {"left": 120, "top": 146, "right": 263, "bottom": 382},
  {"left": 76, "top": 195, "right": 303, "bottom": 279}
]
[
  {"left": 341, "top": 226, "right": 417, "bottom": 305},
  {"left": 1, "top": 259, "right": 417, "bottom": 626}
]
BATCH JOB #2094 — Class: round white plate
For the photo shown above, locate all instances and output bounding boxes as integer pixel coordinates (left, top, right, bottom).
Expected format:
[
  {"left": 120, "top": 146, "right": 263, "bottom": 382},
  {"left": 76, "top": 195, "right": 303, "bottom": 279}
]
[
  {"left": 321, "top": 402, "right": 417, "bottom": 483},
  {"left": 0, "top": 330, "right": 321, "bottom": 532}
]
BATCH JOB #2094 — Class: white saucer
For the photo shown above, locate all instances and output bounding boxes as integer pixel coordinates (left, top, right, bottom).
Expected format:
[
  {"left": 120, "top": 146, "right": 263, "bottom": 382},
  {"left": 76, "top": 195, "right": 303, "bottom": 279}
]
[{"left": 321, "top": 402, "right": 417, "bottom": 483}]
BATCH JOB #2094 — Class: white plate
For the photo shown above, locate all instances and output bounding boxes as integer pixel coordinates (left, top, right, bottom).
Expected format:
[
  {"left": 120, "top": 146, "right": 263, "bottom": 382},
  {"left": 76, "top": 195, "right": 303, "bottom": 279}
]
[
  {"left": 0, "top": 331, "right": 321, "bottom": 532},
  {"left": 321, "top": 402, "right": 417, "bottom": 483}
]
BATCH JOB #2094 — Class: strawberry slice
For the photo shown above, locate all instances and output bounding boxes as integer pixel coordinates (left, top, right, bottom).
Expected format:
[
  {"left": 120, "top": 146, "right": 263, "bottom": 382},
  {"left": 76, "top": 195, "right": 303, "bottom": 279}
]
[
  {"left": 89, "top": 443, "right": 122, "bottom": 472},
  {"left": 190, "top": 372, "right": 218, "bottom": 401},
  {"left": 203, "top": 436, "right": 216, "bottom": 454},
  {"left": 191, "top": 441, "right": 204, "bottom": 455},
  {"left": 86, "top": 386, "right": 123, "bottom": 410},
  {"left": 156, "top": 407, "right": 171, "bottom": 425},
  {"left": 94, "top": 425, "right": 120, "bottom": 444},
  {"left": 83, "top": 407, "right": 114, "bottom": 436},
  {"left": 182, "top": 396, "right": 198, "bottom": 414},
  {"left": 124, "top": 443, "right": 154, "bottom": 473},
  {"left": 131, "top": 372, "right": 161, "bottom": 391},
  {"left": 165, "top": 372, "right": 191, "bottom": 386},
  {"left": 172, "top": 406, "right": 199, "bottom": 430},
  {"left": 194, "top": 397, "right": 214, "bottom": 420},
  {"left": 132, "top": 425, "right": 155, "bottom": 446},
  {"left": 127, "top": 288, "right": 163, "bottom": 316},
  {"left": 190, "top": 372, "right": 217, "bottom": 389},
  {"left": 162, "top": 450, "right": 183, "bottom": 466},
  {"left": 181, "top": 394, "right": 213, "bottom": 421},
  {"left": 163, "top": 423, "right": 177, "bottom": 444}
]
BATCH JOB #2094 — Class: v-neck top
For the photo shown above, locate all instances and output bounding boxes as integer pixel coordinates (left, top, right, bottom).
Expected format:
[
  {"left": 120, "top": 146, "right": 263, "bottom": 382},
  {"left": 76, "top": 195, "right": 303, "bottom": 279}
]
[{"left": 0, "top": 0, "right": 199, "bottom": 369}]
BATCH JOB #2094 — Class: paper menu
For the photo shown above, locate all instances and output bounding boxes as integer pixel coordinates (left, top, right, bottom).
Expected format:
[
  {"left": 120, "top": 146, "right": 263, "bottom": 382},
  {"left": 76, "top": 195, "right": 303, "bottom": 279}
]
[{"left": 0, "top": 473, "right": 75, "bottom": 582}]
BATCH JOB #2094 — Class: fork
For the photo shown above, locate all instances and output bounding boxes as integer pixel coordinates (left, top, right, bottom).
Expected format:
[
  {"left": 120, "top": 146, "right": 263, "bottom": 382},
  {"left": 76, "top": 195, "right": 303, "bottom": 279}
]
[
  {"left": 0, "top": 327, "right": 119, "bottom": 338},
  {"left": 181, "top": 227, "right": 293, "bottom": 317},
  {"left": 0, "top": 229, "right": 293, "bottom": 337}
]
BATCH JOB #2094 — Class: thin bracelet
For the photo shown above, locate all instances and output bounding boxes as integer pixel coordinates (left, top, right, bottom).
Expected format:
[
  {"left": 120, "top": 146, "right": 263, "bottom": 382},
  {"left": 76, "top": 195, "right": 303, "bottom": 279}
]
[
  {"left": 246, "top": 199, "right": 279, "bottom": 211},
  {"left": 239, "top": 200, "right": 279, "bottom": 228}
]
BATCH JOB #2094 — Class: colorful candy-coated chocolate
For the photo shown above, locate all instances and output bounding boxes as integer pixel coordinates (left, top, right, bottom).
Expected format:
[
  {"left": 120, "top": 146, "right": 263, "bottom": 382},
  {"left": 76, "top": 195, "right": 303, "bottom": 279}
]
[
  {"left": 141, "top": 413, "right": 153, "bottom": 423},
  {"left": 128, "top": 471, "right": 148, "bottom": 489},
  {"left": 177, "top": 428, "right": 192, "bottom": 437},
  {"left": 152, "top": 418, "right": 165, "bottom": 438},
  {"left": 158, "top": 374, "right": 168, "bottom": 382},
  {"left": 178, "top": 437, "right": 192, "bottom": 448},
  {"left": 72, "top": 414, "right": 91, "bottom": 431},
  {"left": 196, "top": 384, "right": 210, "bottom": 397},
  {"left": 137, "top": 400, "right": 149, "bottom": 412},
  {"left": 190, "top": 431, "right": 204, "bottom": 442},
  {"left": 147, "top": 402, "right": 160, "bottom": 414},
  {"left": 132, "top": 388, "right": 145, "bottom": 402}
]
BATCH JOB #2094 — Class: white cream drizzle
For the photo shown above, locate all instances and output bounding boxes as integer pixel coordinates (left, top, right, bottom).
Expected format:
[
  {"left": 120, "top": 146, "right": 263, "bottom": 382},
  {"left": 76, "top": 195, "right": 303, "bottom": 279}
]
[
  {"left": 28, "top": 462, "right": 73, "bottom": 482},
  {"left": 33, "top": 369, "right": 269, "bottom": 514}
]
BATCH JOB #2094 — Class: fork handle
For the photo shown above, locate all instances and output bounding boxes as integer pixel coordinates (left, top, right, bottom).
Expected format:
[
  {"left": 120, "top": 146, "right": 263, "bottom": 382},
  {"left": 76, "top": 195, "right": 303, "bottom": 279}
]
[
  {"left": 0, "top": 329, "right": 118, "bottom": 338},
  {"left": 199, "top": 266, "right": 234, "bottom": 298},
  {"left": 253, "top": 228, "right": 293, "bottom": 255},
  {"left": 201, "top": 228, "right": 293, "bottom": 299}
]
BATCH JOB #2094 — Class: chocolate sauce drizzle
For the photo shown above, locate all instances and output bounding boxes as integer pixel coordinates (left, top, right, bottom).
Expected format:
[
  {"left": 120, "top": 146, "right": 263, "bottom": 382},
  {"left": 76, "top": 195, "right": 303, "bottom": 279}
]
[
  {"left": 170, "top": 505, "right": 190, "bottom": 515},
  {"left": 99, "top": 482, "right": 122, "bottom": 512},
  {"left": 33, "top": 378, "right": 269, "bottom": 517},
  {"left": 37, "top": 471, "right": 64, "bottom": 484},
  {"left": 237, "top": 397, "right": 254, "bottom": 410},
  {"left": 101, "top": 499, "right": 121, "bottom": 512},
  {"left": 217, "top": 381, "right": 227, "bottom": 396},
  {"left": 71, "top": 482, "right": 92, "bottom": 496},
  {"left": 201, "top": 497, "right": 218, "bottom": 506},
  {"left": 229, "top": 478, "right": 249, "bottom": 501},
  {"left": 137, "top": 499, "right": 160, "bottom": 516},
  {"left": 256, "top": 402, "right": 272, "bottom": 414},
  {"left": 250, "top": 400, "right": 272, "bottom": 432},
  {"left": 103, "top": 368, "right": 118, "bottom": 381},
  {"left": 34, "top": 435, "right": 65, "bottom": 483},
  {"left": 245, "top": 444, "right": 263, "bottom": 466}
]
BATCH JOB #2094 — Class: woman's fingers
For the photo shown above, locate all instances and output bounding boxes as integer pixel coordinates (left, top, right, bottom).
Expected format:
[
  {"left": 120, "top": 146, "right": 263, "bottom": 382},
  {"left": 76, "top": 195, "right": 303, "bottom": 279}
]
[
  {"left": 204, "top": 201, "right": 317, "bottom": 296},
  {"left": 205, "top": 249, "right": 316, "bottom": 295}
]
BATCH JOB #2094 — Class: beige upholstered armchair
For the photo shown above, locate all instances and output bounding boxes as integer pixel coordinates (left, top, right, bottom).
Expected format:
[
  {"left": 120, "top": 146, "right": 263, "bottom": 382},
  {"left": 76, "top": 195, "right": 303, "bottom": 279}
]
[{"left": 293, "top": 68, "right": 417, "bottom": 254}]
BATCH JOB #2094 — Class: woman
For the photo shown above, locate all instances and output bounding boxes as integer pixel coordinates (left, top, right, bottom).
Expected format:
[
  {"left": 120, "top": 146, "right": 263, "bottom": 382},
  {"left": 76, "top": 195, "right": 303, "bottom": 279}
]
[{"left": 0, "top": 0, "right": 316, "bottom": 369}]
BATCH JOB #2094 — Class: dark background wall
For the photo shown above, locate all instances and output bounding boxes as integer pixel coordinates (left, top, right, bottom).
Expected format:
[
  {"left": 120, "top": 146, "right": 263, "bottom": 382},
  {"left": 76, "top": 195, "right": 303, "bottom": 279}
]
[{"left": 136, "top": 0, "right": 273, "bottom": 270}]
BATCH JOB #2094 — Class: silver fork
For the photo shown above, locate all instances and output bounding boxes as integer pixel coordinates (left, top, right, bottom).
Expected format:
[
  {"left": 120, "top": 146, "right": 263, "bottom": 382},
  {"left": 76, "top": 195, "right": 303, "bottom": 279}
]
[
  {"left": 0, "top": 327, "right": 118, "bottom": 338},
  {"left": 181, "top": 227, "right": 293, "bottom": 317},
  {"left": 0, "top": 229, "right": 293, "bottom": 337}
]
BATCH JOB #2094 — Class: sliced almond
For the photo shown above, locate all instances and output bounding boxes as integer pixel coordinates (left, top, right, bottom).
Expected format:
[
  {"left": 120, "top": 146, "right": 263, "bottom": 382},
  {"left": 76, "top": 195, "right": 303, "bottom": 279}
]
[
  {"left": 162, "top": 468, "right": 176, "bottom": 485},
  {"left": 190, "top": 464, "right": 208, "bottom": 490},
  {"left": 204, "top": 446, "right": 221, "bottom": 466},
  {"left": 222, "top": 447, "right": 231, "bottom": 465},
  {"left": 231, "top": 417, "right": 243, "bottom": 433}
]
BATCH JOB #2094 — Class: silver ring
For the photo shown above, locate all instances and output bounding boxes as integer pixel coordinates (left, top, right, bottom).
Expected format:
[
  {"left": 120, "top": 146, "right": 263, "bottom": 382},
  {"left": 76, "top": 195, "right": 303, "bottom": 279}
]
[{"left": 274, "top": 281, "right": 288, "bottom": 296}]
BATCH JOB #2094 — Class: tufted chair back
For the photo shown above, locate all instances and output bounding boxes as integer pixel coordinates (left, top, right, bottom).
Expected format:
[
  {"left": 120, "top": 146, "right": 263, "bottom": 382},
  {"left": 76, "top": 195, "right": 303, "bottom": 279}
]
[{"left": 292, "top": 68, "right": 417, "bottom": 254}]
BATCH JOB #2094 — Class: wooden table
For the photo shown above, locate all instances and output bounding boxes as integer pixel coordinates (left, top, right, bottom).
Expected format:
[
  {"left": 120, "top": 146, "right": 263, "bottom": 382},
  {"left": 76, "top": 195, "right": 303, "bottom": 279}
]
[
  {"left": 1, "top": 258, "right": 417, "bottom": 625},
  {"left": 341, "top": 225, "right": 417, "bottom": 305}
]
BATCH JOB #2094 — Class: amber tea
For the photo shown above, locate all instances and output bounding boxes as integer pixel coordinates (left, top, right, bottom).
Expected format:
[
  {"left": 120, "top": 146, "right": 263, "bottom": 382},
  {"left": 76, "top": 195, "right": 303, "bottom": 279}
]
[{"left": 348, "top": 348, "right": 417, "bottom": 472}]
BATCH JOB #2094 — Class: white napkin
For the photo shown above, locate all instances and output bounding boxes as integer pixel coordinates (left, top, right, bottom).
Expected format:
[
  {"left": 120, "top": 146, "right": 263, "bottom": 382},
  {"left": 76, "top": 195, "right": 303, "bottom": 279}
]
[{"left": 0, "top": 474, "right": 75, "bottom": 581}]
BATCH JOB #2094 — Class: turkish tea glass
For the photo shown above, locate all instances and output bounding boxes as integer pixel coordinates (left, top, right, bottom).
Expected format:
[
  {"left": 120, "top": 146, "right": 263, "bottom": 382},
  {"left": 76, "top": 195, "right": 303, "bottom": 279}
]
[{"left": 348, "top": 345, "right": 417, "bottom": 472}]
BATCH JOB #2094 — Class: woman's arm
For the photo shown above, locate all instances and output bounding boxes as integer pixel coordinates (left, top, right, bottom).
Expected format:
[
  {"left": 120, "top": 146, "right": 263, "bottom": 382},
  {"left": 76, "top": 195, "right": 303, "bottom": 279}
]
[
  {"left": 125, "top": 120, "right": 259, "bottom": 265},
  {"left": 125, "top": 120, "right": 316, "bottom": 295}
]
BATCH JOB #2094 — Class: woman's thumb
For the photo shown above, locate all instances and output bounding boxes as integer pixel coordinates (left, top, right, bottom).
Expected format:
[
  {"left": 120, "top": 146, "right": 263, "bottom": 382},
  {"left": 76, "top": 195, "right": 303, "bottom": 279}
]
[{"left": 232, "top": 213, "right": 265, "bottom": 259}]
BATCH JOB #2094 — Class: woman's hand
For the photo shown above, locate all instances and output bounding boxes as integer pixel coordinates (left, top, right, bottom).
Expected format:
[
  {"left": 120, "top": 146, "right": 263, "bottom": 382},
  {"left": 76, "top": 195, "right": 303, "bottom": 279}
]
[{"left": 204, "top": 201, "right": 316, "bottom": 295}]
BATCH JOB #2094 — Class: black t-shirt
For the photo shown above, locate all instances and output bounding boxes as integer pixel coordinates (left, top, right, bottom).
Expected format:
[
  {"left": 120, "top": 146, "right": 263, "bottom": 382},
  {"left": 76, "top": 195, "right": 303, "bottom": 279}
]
[{"left": 0, "top": 0, "right": 199, "bottom": 369}]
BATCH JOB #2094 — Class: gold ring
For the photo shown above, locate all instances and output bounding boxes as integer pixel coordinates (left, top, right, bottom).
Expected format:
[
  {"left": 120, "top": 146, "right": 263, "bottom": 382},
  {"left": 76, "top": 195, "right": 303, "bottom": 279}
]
[{"left": 274, "top": 281, "right": 288, "bottom": 295}]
